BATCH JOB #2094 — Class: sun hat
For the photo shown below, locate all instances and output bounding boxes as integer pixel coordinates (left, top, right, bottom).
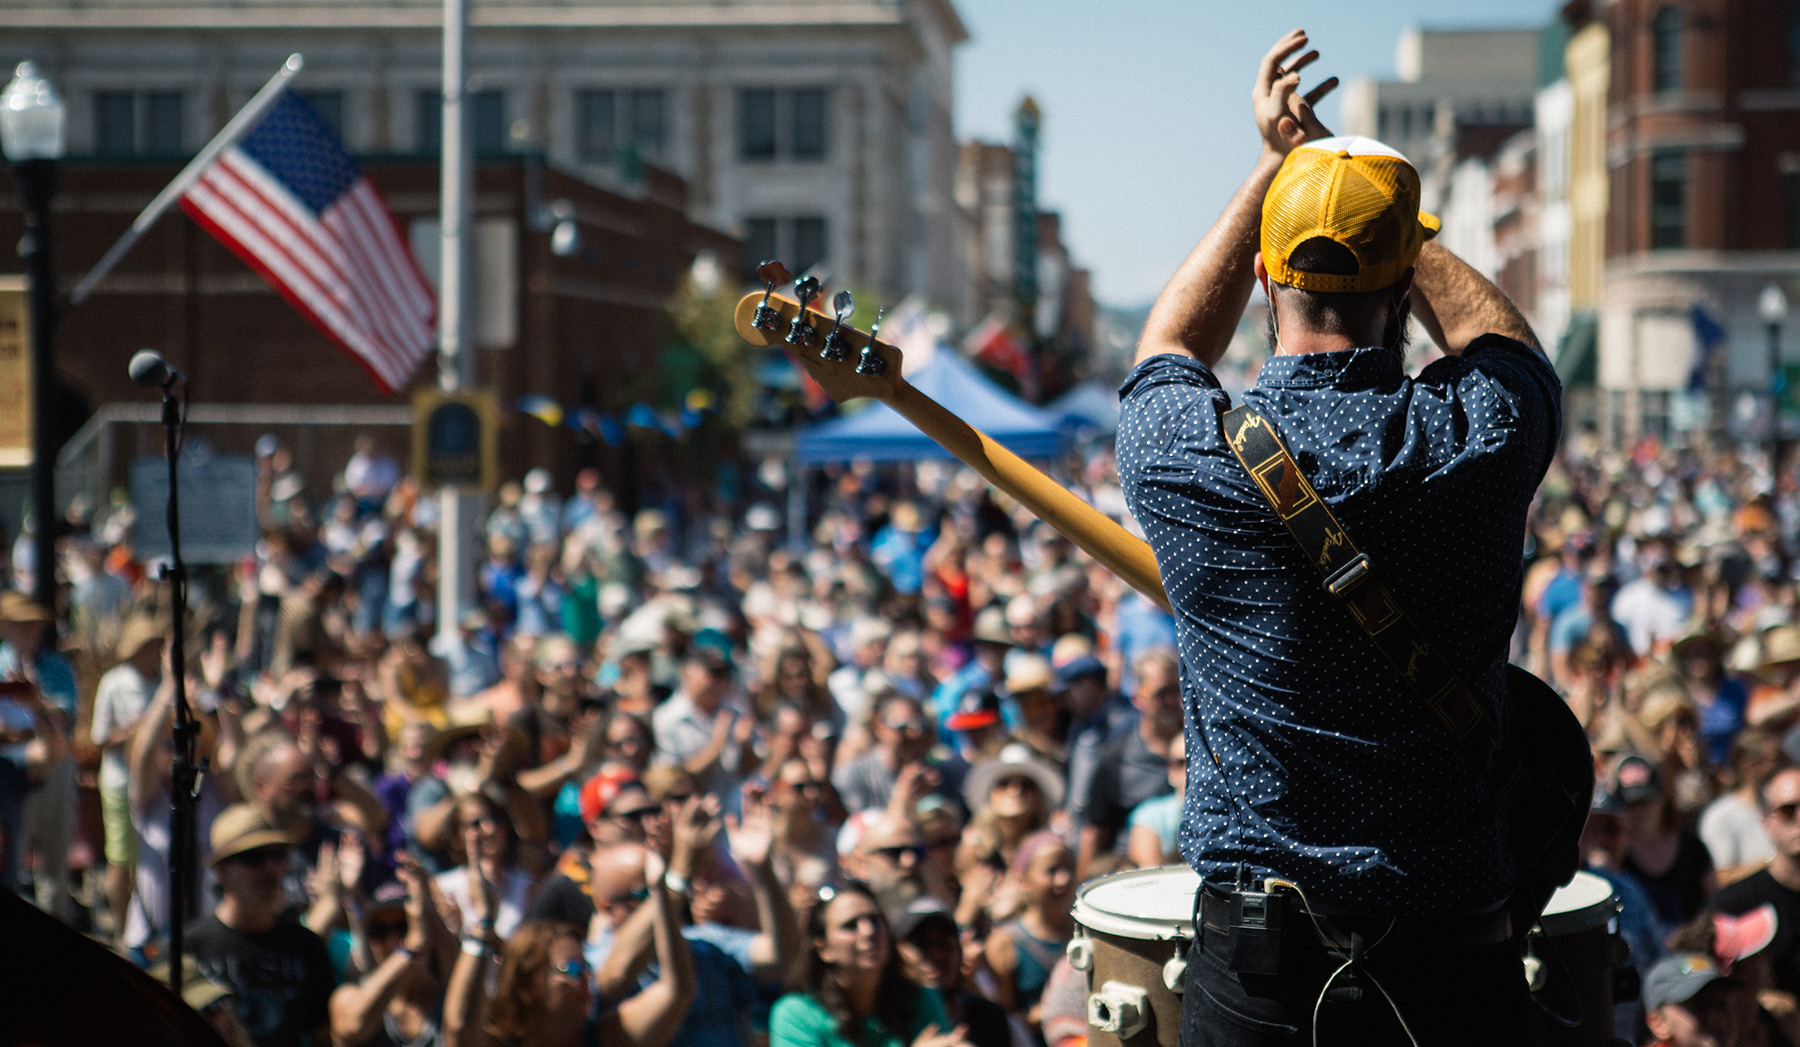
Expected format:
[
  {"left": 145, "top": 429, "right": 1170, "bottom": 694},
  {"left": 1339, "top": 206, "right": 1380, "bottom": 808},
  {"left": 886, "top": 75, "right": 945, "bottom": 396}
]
[
  {"left": 1004, "top": 654, "right": 1055, "bottom": 695},
  {"left": 115, "top": 615, "right": 167, "bottom": 662},
  {"left": 893, "top": 898, "right": 959, "bottom": 943},
  {"left": 964, "top": 742, "right": 1065, "bottom": 809},
  {"left": 207, "top": 803, "right": 295, "bottom": 866},
  {"left": 1053, "top": 654, "right": 1107, "bottom": 693},
  {"left": 971, "top": 607, "right": 1014, "bottom": 647},
  {"left": 1642, "top": 952, "right": 1726, "bottom": 1011},
  {"left": 1261, "top": 135, "right": 1440, "bottom": 295}
]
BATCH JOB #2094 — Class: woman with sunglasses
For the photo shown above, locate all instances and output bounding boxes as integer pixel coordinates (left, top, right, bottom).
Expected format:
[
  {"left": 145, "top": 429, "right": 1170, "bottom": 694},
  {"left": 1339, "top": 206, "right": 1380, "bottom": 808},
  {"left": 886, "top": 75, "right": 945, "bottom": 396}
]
[
  {"left": 434, "top": 787, "right": 536, "bottom": 942},
  {"left": 443, "top": 852, "right": 695, "bottom": 1047},
  {"left": 771, "top": 881, "right": 970, "bottom": 1047}
]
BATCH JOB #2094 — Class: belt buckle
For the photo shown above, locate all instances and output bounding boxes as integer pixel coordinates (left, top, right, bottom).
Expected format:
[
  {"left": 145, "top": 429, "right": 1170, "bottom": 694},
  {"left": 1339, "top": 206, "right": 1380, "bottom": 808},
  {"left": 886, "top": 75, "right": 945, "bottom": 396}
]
[{"left": 1322, "top": 552, "right": 1371, "bottom": 597}]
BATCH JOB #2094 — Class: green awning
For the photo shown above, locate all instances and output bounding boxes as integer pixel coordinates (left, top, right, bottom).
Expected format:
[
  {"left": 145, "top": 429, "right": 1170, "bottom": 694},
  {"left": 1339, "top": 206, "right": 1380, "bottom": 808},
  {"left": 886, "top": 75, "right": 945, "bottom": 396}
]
[{"left": 1554, "top": 311, "right": 1597, "bottom": 388}]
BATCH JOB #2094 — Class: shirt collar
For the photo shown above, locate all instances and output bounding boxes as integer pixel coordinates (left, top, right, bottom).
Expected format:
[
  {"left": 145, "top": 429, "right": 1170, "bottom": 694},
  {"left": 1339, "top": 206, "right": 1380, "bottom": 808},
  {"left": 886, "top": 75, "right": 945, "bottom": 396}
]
[{"left": 1255, "top": 346, "right": 1402, "bottom": 391}]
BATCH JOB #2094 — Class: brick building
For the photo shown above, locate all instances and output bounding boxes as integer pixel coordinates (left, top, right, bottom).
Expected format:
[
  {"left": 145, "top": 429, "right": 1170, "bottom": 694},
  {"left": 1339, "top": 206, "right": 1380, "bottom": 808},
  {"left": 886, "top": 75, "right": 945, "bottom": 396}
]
[{"left": 1597, "top": 0, "right": 1800, "bottom": 443}]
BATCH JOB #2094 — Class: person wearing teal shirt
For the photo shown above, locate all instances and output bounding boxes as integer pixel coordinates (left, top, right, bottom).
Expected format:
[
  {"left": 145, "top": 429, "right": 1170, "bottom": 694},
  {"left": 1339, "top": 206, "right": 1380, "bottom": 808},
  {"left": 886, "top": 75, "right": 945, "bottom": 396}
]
[{"left": 771, "top": 882, "right": 967, "bottom": 1047}]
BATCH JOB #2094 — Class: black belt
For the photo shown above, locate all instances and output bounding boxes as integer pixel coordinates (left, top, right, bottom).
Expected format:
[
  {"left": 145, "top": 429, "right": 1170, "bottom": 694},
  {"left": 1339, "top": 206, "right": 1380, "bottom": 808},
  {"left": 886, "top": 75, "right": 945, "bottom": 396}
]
[{"left": 1199, "top": 885, "right": 1512, "bottom": 953}]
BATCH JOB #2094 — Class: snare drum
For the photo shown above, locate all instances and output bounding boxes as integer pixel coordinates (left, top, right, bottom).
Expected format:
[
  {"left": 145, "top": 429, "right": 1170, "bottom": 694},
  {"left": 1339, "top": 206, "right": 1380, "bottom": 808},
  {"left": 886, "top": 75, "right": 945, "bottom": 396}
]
[
  {"left": 1068, "top": 865, "right": 1201, "bottom": 1047},
  {"left": 1528, "top": 871, "right": 1621, "bottom": 1047}
]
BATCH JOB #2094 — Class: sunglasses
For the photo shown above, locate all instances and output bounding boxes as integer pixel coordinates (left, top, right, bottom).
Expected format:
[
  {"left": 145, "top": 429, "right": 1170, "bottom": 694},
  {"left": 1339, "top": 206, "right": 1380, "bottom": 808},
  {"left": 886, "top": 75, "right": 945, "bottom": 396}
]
[
  {"left": 607, "top": 806, "right": 660, "bottom": 823},
  {"left": 872, "top": 844, "right": 927, "bottom": 864},
  {"left": 605, "top": 886, "right": 651, "bottom": 907},
  {"left": 367, "top": 918, "right": 407, "bottom": 939},
  {"left": 884, "top": 719, "right": 929, "bottom": 734},
  {"left": 553, "top": 956, "right": 591, "bottom": 981},
  {"left": 924, "top": 836, "right": 958, "bottom": 853},
  {"left": 994, "top": 777, "right": 1040, "bottom": 793},
  {"left": 661, "top": 792, "right": 695, "bottom": 805},
  {"left": 1771, "top": 802, "right": 1800, "bottom": 821}
]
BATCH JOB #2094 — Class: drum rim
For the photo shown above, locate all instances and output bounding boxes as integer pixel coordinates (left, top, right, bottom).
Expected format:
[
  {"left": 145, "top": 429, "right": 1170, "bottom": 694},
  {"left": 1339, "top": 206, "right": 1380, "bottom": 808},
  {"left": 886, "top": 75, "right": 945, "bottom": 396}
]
[
  {"left": 1072, "top": 864, "right": 1200, "bottom": 940},
  {"left": 1534, "top": 870, "right": 1618, "bottom": 937}
]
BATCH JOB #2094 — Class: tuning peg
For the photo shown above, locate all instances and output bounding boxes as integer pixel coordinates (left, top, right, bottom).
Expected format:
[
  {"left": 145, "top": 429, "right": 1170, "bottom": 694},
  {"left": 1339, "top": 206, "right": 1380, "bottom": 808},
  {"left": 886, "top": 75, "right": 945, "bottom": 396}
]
[
  {"left": 821, "top": 290, "right": 855, "bottom": 362},
  {"left": 786, "top": 276, "right": 822, "bottom": 347},
  {"left": 855, "top": 307, "right": 888, "bottom": 376},
  {"left": 752, "top": 260, "right": 790, "bottom": 333}
]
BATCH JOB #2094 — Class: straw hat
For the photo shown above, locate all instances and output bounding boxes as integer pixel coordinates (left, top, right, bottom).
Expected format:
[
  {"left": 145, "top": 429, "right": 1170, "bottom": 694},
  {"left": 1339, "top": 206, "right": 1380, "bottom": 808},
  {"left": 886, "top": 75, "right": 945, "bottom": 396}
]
[
  {"left": 115, "top": 615, "right": 166, "bottom": 663},
  {"left": 1761, "top": 625, "right": 1800, "bottom": 673},
  {"left": 0, "top": 591, "right": 51, "bottom": 623},
  {"left": 971, "top": 607, "right": 1013, "bottom": 647},
  {"left": 1004, "top": 654, "right": 1055, "bottom": 695},
  {"left": 207, "top": 803, "right": 296, "bottom": 866}
]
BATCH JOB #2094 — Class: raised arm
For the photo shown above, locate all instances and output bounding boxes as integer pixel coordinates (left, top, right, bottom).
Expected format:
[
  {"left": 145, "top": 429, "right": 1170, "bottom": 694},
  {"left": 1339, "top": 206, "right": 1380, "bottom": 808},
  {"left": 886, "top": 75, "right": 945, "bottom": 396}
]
[
  {"left": 1136, "top": 29, "right": 1338, "bottom": 368},
  {"left": 728, "top": 788, "right": 800, "bottom": 982},
  {"left": 608, "top": 853, "right": 696, "bottom": 1047},
  {"left": 1409, "top": 241, "right": 1541, "bottom": 357}
]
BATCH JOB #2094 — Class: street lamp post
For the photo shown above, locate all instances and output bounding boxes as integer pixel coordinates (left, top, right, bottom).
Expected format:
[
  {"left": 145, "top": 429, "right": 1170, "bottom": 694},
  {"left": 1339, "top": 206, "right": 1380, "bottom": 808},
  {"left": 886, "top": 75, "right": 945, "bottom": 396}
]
[
  {"left": 1765, "top": 283, "right": 1791, "bottom": 497},
  {"left": 0, "top": 63, "right": 65, "bottom": 614}
]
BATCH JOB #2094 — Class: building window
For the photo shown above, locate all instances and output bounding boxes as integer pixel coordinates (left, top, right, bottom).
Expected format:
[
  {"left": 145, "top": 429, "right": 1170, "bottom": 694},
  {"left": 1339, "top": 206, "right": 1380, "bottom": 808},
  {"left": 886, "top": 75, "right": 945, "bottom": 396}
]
[
  {"left": 578, "top": 90, "right": 617, "bottom": 162},
  {"left": 95, "top": 92, "right": 135, "bottom": 155},
  {"left": 628, "top": 90, "right": 666, "bottom": 156},
  {"left": 740, "top": 89, "right": 777, "bottom": 161},
  {"left": 744, "top": 217, "right": 779, "bottom": 276},
  {"left": 793, "top": 216, "right": 827, "bottom": 273},
  {"left": 791, "top": 89, "right": 827, "bottom": 161},
  {"left": 1651, "top": 149, "right": 1686, "bottom": 249},
  {"left": 1653, "top": 6, "right": 1683, "bottom": 94},
  {"left": 417, "top": 89, "right": 505, "bottom": 154},
  {"left": 1787, "top": 171, "right": 1800, "bottom": 249},
  {"left": 742, "top": 216, "right": 828, "bottom": 277},
  {"left": 739, "top": 88, "right": 828, "bottom": 162},
  {"left": 578, "top": 88, "right": 668, "bottom": 163},
  {"left": 299, "top": 90, "right": 346, "bottom": 140},
  {"left": 94, "top": 90, "right": 184, "bottom": 155}
]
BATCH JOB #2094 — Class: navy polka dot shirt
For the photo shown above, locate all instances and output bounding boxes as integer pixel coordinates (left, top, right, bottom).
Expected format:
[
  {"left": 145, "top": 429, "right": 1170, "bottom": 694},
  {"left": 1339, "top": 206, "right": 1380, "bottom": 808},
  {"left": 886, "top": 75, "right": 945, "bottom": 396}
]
[{"left": 1116, "top": 336, "right": 1561, "bottom": 914}]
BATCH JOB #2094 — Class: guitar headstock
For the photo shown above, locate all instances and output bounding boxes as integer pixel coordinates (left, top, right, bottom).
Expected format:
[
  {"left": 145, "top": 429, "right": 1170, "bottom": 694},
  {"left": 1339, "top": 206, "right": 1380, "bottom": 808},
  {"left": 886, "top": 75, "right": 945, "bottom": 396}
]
[{"left": 735, "top": 261, "right": 904, "bottom": 405}]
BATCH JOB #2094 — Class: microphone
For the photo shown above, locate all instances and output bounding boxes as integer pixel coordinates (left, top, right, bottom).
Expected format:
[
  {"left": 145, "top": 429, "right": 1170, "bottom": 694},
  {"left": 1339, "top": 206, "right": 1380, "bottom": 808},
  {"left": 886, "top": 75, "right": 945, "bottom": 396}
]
[{"left": 128, "top": 349, "right": 183, "bottom": 389}]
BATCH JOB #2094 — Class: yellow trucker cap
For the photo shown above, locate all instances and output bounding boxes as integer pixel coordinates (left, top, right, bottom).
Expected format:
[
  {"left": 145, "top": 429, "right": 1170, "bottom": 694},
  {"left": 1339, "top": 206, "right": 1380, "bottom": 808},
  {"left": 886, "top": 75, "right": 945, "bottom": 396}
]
[{"left": 1261, "top": 135, "right": 1441, "bottom": 294}]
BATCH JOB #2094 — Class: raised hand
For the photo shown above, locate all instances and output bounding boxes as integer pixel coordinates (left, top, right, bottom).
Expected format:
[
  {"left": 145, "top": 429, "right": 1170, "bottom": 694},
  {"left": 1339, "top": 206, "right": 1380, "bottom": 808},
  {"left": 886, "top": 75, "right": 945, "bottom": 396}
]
[
  {"left": 338, "top": 829, "right": 367, "bottom": 898},
  {"left": 671, "top": 794, "right": 723, "bottom": 879},
  {"left": 1254, "top": 28, "right": 1337, "bottom": 157},
  {"left": 910, "top": 1023, "right": 972, "bottom": 1047},
  {"left": 726, "top": 786, "right": 776, "bottom": 870},
  {"left": 311, "top": 839, "right": 341, "bottom": 901},
  {"left": 397, "top": 853, "right": 431, "bottom": 952}
]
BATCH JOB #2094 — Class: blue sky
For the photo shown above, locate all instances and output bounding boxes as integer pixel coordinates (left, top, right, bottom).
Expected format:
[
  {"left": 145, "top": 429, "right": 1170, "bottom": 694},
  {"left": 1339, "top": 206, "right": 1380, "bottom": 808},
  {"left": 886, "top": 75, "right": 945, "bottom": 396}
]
[{"left": 954, "top": 0, "right": 1562, "bottom": 306}]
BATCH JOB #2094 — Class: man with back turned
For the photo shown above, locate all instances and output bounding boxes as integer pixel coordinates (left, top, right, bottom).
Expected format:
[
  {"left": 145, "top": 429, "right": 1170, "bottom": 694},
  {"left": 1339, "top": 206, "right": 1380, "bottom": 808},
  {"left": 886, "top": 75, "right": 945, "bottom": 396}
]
[{"left": 1116, "top": 30, "right": 1560, "bottom": 1046}]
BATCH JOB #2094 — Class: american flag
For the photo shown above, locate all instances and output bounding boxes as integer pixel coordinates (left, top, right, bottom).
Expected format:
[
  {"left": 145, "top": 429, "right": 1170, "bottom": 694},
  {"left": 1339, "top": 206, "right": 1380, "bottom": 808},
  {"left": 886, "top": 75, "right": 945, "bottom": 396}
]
[{"left": 179, "top": 92, "right": 435, "bottom": 394}]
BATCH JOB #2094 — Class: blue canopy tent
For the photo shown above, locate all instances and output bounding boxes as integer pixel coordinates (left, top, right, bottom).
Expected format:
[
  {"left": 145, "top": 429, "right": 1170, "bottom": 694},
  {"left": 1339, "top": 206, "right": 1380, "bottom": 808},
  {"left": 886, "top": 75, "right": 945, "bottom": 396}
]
[
  {"left": 1046, "top": 380, "right": 1121, "bottom": 434},
  {"left": 795, "top": 350, "right": 1066, "bottom": 463}
]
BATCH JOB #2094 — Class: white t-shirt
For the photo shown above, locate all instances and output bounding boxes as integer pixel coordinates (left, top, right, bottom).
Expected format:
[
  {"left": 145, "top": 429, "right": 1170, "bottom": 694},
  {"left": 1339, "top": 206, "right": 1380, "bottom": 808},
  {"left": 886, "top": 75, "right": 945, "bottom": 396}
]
[
  {"left": 1699, "top": 792, "right": 1774, "bottom": 871},
  {"left": 433, "top": 864, "right": 534, "bottom": 941},
  {"left": 91, "top": 663, "right": 156, "bottom": 793}
]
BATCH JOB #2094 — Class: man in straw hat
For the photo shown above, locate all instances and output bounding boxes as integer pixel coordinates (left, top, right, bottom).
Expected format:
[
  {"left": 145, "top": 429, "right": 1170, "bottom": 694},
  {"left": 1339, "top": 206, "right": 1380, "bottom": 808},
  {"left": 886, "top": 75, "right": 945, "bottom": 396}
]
[
  {"left": 1115, "top": 29, "right": 1561, "bottom": 1044},
  {"left": 90, "top": 613, "right": 166, "bottom": 941},
  {"left": 186, "top": 803, "right": 333, "bottom": 1047}
]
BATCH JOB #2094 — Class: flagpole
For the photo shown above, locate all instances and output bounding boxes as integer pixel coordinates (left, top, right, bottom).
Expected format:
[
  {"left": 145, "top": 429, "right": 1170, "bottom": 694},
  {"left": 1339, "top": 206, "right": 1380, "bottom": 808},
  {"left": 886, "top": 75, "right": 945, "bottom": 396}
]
[
  {"left": 68, "top": 54, "right": 304, "bottom": 306},
  {"left": 436, "top": 0, "right": 480, "bottom": 646}
]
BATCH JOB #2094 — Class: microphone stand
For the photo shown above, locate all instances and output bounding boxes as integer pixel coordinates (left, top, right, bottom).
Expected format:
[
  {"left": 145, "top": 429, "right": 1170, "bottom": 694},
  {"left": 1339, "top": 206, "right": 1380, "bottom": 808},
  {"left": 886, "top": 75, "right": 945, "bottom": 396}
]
[{"left": 158, "top": 376, "right": 201, "bottom": 994}]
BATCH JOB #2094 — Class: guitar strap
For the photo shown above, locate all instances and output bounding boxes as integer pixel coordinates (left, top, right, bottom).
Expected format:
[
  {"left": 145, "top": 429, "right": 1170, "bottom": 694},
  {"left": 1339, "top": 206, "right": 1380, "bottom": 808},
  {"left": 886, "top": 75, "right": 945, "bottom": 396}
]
[{"left": 1220, "top": 402, "right": 1529, "bottom": 815}]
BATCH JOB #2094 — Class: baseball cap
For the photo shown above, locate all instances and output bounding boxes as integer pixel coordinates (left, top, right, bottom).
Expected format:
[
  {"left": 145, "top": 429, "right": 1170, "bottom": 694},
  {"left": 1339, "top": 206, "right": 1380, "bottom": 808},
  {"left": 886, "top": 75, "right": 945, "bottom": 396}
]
[
  {"left": 1053, "top": 654, "right": 1107, "bottom": 692},
  {"left": 893, "top": 899, "right": 959, "bottom": 943},
  {"left": 946, "top": 688, "right": 1003, "bottom": 732},
  {"left": 1714, "top": 905, "right": 1778, "bottom": 970},
  {"left": 1611, "top": 753, "right": 1662, "bottom": 807},
  {"left": 1643, "top": 952, "right": 1727, "bottom": 1011},
  {"left": 579, "top": 767, "right": 644, "bottom": 824},
  {"left": 1261, "top": 135, "right": 1440, "bottom": 295}
]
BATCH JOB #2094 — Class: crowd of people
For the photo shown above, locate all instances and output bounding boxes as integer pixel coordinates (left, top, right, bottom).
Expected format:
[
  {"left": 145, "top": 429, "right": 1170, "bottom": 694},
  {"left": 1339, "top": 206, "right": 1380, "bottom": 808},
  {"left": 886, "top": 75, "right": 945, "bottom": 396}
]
[{"left": 10, "top": 425, "right": 1800, "bottom": 1047}]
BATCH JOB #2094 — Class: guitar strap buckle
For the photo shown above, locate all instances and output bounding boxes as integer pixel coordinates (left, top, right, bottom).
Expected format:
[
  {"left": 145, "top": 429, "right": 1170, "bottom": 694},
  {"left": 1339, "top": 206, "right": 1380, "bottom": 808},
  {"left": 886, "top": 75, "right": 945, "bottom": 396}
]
[{"left": 1322, "top": 553, "right": 1371, "bottom": 597}]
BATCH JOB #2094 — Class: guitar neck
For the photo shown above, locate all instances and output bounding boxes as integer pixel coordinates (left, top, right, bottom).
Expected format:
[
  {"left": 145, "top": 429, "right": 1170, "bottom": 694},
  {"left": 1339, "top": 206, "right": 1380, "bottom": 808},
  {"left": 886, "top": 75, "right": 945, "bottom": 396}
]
[{"left": 886, "top": 380, "right": 1171, "bottom": 613}]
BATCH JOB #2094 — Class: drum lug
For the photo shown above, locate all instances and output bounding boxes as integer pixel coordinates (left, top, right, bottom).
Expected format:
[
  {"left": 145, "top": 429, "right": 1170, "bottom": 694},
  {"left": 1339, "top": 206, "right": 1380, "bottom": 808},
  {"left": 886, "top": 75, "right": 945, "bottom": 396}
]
[
  {"left": 1066, "top": 936, "right": 1094, "bottom": 972},
  {"left": 1088, "top": 981, "right": 1150, "bottom": 1039},
  {"left": 1163, "top": 948, "right": 1187, "bottom": 994}
]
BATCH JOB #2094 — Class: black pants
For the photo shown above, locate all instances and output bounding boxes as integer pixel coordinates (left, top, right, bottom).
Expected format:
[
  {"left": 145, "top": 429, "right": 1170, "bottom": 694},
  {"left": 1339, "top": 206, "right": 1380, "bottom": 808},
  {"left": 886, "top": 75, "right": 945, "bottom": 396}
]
[{"left": 1180, "top": 914, "right": 1536, "bottom": 1046}]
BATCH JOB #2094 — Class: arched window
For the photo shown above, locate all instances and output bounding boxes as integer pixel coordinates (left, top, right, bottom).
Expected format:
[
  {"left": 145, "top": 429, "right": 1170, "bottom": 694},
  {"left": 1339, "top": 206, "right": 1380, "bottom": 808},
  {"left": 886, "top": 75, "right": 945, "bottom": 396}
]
[{"left": 1652, "top": 6, "right": 1683, "bottom": 94}]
